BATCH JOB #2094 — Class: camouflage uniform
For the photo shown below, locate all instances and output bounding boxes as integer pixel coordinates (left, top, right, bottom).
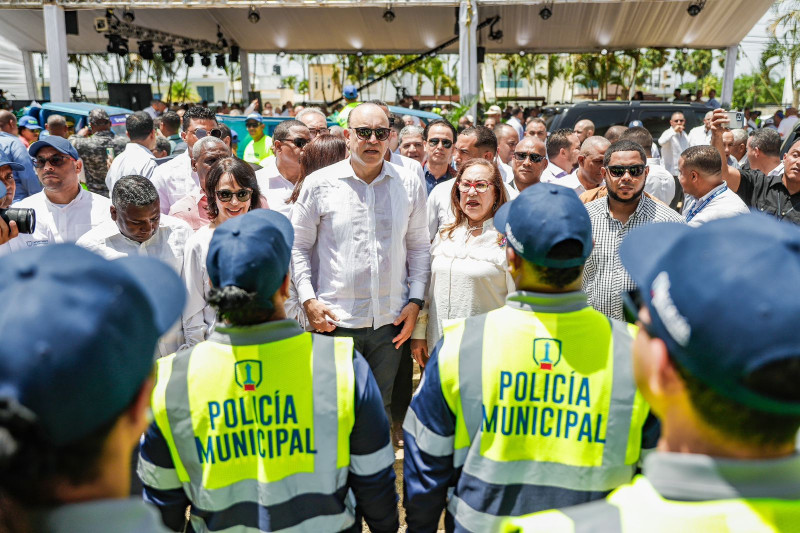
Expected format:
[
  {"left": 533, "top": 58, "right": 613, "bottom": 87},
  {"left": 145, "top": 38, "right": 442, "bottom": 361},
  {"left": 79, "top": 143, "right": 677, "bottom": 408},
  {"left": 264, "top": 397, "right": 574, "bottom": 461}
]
[{"left": 70, "top": 131, "right": 127, "bottom": 197}]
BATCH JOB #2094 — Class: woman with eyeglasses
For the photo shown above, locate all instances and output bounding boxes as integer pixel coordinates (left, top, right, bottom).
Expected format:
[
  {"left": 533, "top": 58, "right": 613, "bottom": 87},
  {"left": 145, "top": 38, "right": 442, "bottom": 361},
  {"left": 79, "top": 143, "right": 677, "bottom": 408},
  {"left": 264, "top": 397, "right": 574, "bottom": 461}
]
[
  {"left": 410, "top": 158, "right": 514, "bottom": 367},
  {"left": 182, "top": 157, "right": 263, "bottom": 347}
]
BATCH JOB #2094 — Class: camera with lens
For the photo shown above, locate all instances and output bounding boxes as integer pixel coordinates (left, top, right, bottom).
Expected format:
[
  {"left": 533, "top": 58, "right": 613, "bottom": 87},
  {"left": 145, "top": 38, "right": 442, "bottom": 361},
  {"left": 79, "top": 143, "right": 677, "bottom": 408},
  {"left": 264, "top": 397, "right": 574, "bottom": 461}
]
[{"left": 0, "top": 208, "right": 36, "bottom": 234}]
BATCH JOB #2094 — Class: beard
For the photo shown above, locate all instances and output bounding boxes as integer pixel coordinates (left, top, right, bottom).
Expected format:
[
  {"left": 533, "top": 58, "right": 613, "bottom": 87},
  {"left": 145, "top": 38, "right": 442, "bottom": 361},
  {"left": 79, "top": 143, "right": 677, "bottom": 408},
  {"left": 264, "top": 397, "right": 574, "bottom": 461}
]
[{"left": 607, "top": 184, "right": 644, "bottom": 204}]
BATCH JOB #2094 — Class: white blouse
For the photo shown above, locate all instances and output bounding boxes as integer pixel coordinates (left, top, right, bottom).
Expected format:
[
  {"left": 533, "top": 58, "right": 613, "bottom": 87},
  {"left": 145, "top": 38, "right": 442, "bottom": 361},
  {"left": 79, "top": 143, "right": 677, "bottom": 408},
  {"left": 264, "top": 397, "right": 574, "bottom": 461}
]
[
  {"left": 181, "top": 224, "right": 216, "bottom": 347},
  {"left": 418, "top": 218, "right": 515, "bottom": 349}
]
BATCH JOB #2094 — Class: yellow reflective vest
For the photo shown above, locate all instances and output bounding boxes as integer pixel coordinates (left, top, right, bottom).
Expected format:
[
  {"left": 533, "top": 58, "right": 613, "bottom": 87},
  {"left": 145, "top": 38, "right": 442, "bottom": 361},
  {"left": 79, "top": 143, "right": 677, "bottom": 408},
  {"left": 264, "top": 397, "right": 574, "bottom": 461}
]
[
  {"left": 242, "top": 134, "right": 273, "bottom": 165},
  {"left": 337, "top": 102, "right": 360, "bottom": 128}
]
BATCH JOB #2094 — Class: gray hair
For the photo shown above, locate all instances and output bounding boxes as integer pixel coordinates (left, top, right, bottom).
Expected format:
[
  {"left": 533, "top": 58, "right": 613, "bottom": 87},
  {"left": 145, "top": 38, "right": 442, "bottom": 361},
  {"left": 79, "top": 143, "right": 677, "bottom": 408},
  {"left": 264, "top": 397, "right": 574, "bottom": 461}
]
[
  {"left": 398, "top": 125, "right": 424, "bottom": 144},
  {"left": 112, "top": 175, "right": 159, "bottom": 210},
  {"left": 192, "top": 135, "right": 228, "bottom": 159},
  {"left": 493, "top": 123, "right": 517, "bottom": 141},
  {"left": 296, "top": 107, "right": 326, "bottom": 122},
  {"left": 731, "top": 128, "right": 748, "bottom": 145},
  {"left": 47, "top": 114, "right": 67, "bottom": 127}
]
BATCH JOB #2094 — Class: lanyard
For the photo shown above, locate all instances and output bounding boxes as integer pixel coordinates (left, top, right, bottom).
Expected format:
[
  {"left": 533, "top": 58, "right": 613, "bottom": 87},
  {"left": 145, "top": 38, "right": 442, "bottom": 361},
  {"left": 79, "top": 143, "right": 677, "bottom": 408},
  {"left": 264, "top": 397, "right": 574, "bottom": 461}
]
[{"left": 685, "top": 185, "right": 727, "bottom": 222}]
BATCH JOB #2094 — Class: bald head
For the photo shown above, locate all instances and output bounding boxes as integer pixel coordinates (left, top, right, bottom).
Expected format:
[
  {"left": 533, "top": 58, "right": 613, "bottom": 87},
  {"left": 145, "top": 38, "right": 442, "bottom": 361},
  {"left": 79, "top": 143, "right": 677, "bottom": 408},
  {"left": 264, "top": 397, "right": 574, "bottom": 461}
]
[
  {"left": 574, "top": 119, "right": 595, "bottom": 144},
  {"left": 577, "top": 136, "right": 610, "bottom": 190},
  {"left": 0, "top": 110, "right": 17, "bottom": 134},
  {"left": 348, "top": 102, "right": 389, "bottom": 128},
  {"left": 512, "top": 136, "right": 547, "bottom": 192},
  {"left": 580, "top": 136, "right": 610, "bottom": 157},
  {"left": 495, "top": 123, "right": 519, "bottom": 165},
  {"left": 604, "top": 125, "right": 628, "bottom": 143}
]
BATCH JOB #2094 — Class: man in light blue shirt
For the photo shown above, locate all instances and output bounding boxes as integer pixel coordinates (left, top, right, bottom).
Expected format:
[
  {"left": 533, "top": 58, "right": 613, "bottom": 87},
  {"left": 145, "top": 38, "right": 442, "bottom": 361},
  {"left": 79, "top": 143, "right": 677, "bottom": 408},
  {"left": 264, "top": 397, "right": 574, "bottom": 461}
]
[{"left": 0, "top": 110, "right": 41, "bottom": 201}]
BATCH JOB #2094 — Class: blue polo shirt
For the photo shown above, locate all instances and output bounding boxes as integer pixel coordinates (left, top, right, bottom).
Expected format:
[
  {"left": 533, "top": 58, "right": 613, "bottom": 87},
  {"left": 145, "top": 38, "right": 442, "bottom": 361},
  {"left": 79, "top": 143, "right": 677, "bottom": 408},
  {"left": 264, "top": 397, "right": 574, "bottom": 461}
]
[
  {"left": 0, "top": 132, "right": 41, "bottom": 201},
  {"left": 424, "top": 164, "right": 454, "bottom": 196}
]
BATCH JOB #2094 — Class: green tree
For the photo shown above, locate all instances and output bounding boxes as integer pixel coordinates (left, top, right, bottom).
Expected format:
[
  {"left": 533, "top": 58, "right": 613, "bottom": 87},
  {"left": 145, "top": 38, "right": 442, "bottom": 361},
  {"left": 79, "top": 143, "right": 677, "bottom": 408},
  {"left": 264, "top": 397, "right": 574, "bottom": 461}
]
[
  {"left": 170, "top": 80, "right": 198, "bottom": 103},
  {"left": 671, "top": 49, "right": 690, "bottom": 88},
  {"left": 282, "top": 75, "right": 298, "bottom": 91},
  {"left": 544, "top": 54, "right": 563, "bottom": 102},
  {"left": 687, "top": 49, "right": 714, "bottom": 92}
]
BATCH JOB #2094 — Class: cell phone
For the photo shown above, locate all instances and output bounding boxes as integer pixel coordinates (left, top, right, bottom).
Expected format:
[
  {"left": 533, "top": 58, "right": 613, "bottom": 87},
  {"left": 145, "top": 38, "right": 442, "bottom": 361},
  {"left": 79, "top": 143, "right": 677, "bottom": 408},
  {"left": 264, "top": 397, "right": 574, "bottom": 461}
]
[
  {"left": 106, "top": 147, "right": 115, "bottom": 160},
  {"left": 724, "top": 111, "right": 745, "bottom": 130}
]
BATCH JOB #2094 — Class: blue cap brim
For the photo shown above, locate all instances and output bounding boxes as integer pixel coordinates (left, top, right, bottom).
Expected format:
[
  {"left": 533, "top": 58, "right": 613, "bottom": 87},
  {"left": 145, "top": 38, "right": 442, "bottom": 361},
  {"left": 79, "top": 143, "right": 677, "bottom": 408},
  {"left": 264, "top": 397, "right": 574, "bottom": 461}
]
[
  {"left": 493, "top": 201, "right": 512, "bottom": 236},
  {"left": 29, "top": 139, "right": 72, "bottom": 158},
  {"left": 0, "top": 161, "right": 24, "bottom": 171},
  {"left": 113, "top": 256, "right": 186, "bottom": 334},
  {"left": 620, "top": 222, "right": 692, "bottom": 290}
]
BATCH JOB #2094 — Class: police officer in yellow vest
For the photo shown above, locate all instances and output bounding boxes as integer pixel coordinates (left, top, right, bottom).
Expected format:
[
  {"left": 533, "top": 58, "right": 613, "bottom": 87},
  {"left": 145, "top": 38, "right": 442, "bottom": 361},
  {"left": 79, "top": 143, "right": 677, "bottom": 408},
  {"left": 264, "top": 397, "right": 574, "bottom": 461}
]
[
  {"left": 242, "top": 113, "right": 273, "bottom": 165},
  {"left": 503, "top": 213, "right": 800, "bottom": 533},
  {"left": 336, "top": 85, "right": 360, "bottom": 128},
  {"left": 403, "top": 183, "right": 655, "bottom": 532},
  {"left": 138, "top": 209, "right": 399, "bottom": 533}
]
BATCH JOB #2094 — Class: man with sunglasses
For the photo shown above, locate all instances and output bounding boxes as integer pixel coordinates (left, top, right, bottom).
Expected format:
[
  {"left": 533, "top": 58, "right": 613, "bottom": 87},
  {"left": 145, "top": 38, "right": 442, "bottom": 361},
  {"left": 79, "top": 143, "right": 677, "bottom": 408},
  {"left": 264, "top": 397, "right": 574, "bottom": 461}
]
[
  {"left": 106, "top": 111, "right": 158, "bottom": 193},
  {"left": 0, "top": 136, "right": 111, "bottom": 255},
  {"left": 504, "top": 214, "right": 800, "bottom": 532},
  {"left": 368, "top": 100, "right": 426, "bottom": 185},
  {"left": 151, "top": 106, "right": 223, "bottom": 214},
  {"left": 255, "top": 119, "right": 311, "bottom": 218},
  {"left": 510, "top": 136, "right": 547, "bottom": 192},
  {"left": 583, "top": 140, "right": 684, "bottom": 320},
  {"left": 242, "top": 113, "right": 274, "bottom": 165},
  {"left": 657, "top": 112, "right": 690, "bottom": 176},
  {"left": 292, "top": 102, "right": 430, "bottom": 427},
  {"left": 422, "top": 119, "right": 457, "bottom": 195}
]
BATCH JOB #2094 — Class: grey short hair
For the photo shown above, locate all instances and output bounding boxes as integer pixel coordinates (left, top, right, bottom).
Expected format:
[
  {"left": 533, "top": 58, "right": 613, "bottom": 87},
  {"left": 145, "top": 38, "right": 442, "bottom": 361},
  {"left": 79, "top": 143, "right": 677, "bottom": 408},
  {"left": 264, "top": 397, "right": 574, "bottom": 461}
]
[
  {"left": 47, "top": 114, "right": 67, "bottom": 127},
  {"left": 296, "top": 107, "right": 326, "bottom": 122},
  {"left": 112, "top": 175, "right": 159, "bottom": 210},
  {"left": 192, "top": 135, "right": 228, "bottom": 159},
  {"left": 494, "top": 123, "right": 517, "bottom": 141},
  {"left": 398, "top": 125, "right": 424, "bottom": 144},
  {"left": 731, "top": 128, "right": 748, "bottom": 145}
]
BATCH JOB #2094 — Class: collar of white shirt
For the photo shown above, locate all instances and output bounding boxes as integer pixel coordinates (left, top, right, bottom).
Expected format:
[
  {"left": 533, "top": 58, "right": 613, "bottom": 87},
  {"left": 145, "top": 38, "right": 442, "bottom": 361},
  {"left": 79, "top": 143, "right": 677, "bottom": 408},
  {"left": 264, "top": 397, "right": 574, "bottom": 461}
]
[{"left": 769, "top": 161, "right": 785, "bottom": 177}]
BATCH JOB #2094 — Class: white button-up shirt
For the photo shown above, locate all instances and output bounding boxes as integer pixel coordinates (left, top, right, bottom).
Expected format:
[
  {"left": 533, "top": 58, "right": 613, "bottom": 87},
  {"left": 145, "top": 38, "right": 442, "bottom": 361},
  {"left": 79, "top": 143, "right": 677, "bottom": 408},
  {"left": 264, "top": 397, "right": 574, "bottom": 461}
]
[
  {"left": 291, "top": 158, "right": 430, "bottom": 329},
  {"left": 658, "top": 127, "right": 690, "bottom": 176},
  {"left": 540, "top": 161, "right": 572, "bottom": 184},
  {"left": 255, "top": 157, "right": 294, "bottom": 219},
  {"left": 151, "top": 151, "right": 200, "bottom": 214},
  {"left": 687, "top": 125, "right": 711, "bottom": 147},
  {"left": 76, "top": 215, "right": 194, "bottom": 355},
  {"left": 390, "top": 151, "right": 426, "bottom": 184},
  {"left": 681, "top": 183, "right": 750, "bottom": 227},
  {"left": 552, "top": 170, "right": 586, "bottom": 195},
  {"left": 497, "top": 160, "right": 513, "bottom": 184},
  {"left": 644, "top": 158, "right": 676, "bottom": 205},
  {"left": 181, "top": 224, "right": 216, "bottom": 346},
  {"left": 0, "top": 187, "right": 111, "bottom": 255},
  {"left": 105, "top": 142, "right": 158, "bottom": 193}
]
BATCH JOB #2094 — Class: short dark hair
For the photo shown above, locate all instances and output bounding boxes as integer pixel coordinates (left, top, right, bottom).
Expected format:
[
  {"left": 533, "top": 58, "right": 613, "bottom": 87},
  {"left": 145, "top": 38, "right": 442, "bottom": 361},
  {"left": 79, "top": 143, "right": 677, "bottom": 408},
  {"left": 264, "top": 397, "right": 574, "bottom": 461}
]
[
  {"left": 181, "top": 106, "right": 217, "bottom": 132},
  {"left": 510, "top": 106, "right": 523, "bottom": 117},
  {"left": 112, "top": 175, "right": 159, "bottom": 210},
  {"left": 204, "top": 157, "right": 262, "bottom": 220},
  {"left": 125, "top": 111, "right": 154, "bottom": 142},
  {"left": 154, "top": 137, "right": 171, "bottom": 156},
  {"left": 273, "top": 119, "right": 305, "bottom": 141},
  {"left": 423, "top": 119, "right": 457, "bottom": 142},
  {"left": 681, "top": 145, "right": 722, "bottom": 176},
  {"left": 603, "top": 140, "right": 647, "bottom": 167},
  {"left": 461, "top": 125, "right": 497, "bottom": 155},
  {"left": 494, "top": 123, "right": 517, "bottom": 141},
  {"left": 529, "top": 239, "right": 584, "bottom": 288},
  {"left": 207, "top": 286, "right": 276, "bottom": 325},
  {"left": 749, "top": 128, "right": 781, "bottom": 158},
  {"left": 160, "top": 111, "right": 181, "bottom": 132},
  {"left": 546, "top": 129, "right": 576, "bottom": 159},
  {"left": 218, "top": 123, "right": 232, "bottom": 143},
  {"left": 619, "top": 127, "right": 653, "bottom": 155}
]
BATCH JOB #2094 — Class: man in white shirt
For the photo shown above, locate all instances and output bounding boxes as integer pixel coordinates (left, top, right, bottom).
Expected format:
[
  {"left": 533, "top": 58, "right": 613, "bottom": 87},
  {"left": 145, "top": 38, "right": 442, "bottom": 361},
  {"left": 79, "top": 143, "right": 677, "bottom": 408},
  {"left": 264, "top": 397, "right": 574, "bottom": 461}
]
[
  {"left": 254, "top": 119, "right": 311, "bottom": 218},
  {"left": 292, "top": 103, "right": 430, "bottom": 421},
  {"left": 747, "top": 128, "right": 784, "bottom": 177},
  {"left": 506, "top": 106, "right": 525, "bottom": 140},
  {"left": 777, "top": 107, "right": 799, "bottom": 140},
  {"left": 0, "top": 136, "right": 110, "bottom": 254},
  {"left": 678, "top": 145, "right": 749, "bottom": 227},
  {"left": 151, "top": 106, "right": 221, "bottom": 214},
  {"left": 541, "top": 128, "right": 580, "bottom": 184},
  {"left": 494, "top": 123, "right": 518, "bottom": 182},
  {"left": 105, "top": 111, "right": 157, "bottom": 192},
  {"left": 296, "top": 107, "right": 330, "bottom": 139},
  {"left": 557, "top": 136, "right": 610, "bottom": 195},
  {"left": 168, "top": 136, "right": 230, "bottom": 231},
  {"left": 687, "top": 111, "right": 713, "bottom": 147},
  {"left": 658, "top": 111, "right": 690, "bottom": 176},
  {"left": 621, "top": 127, "right": 676, "bottom": 205},
  {"left": 77, "top": 175, "right": 193, "bottom": 355}
]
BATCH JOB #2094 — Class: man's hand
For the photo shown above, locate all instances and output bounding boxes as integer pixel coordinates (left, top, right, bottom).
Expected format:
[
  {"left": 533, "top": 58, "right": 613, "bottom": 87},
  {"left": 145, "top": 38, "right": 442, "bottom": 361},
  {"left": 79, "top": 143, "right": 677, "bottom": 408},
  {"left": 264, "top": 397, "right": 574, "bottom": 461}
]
[
  {"left": 77, "top": 127, "right": 90, "bottom": 137},
  {"left": 392, "top": 303, "right": 420, "bottom": 349},
  {"left": 303, "top": 298, "right": 338, "bottom": 332},
  {"left": 709, "top": 108, "right": 729, "bottom": 137},
  {"left": 709, "top": 108, "right": 742, "bottom": 192},
  {"left": 674, "top": 124, "right": 685, "bottom": 134},
  {"left": 0, "top": 218, "right": 19, "bottom": 245},
  {"left": 410, "top": 339, "right": 429, "bottom": 368}
]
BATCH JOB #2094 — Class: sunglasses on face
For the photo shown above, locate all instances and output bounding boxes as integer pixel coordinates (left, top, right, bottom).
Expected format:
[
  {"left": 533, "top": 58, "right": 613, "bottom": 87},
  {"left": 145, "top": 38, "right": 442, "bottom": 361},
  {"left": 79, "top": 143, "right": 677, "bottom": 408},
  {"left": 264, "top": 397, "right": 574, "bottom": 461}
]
[
  {"left": 457, "top": 180, "right": 491, "bottom": 193},
  {"left": 606, "top": 164, "right": 646, "bottom": 178},
  {"left": 427, "top": 138, "right": 453, "bottom": 149},
  {"left": 245, "top": 122, "right": 261, "bottom": 129},
  {"left": 352, "top": 127, "right": 391, "bottom": 142},
  {"left": 215, "top": 189, "right": 253, "bottom": 202},
  {"left": 191, "top": 128, "right": 222, "bottom": 139},
  {"left": 672, "top": 119, "right": 685, "bottom": 123},
  {"left": 280, "top": 137, "right": 310, "bottom": 149},
  {"left": 514, "top": 152, "right": 545, "bottom": 163},
  {"left": 32, "top": 154, "right": 72, "bottom": 168}
]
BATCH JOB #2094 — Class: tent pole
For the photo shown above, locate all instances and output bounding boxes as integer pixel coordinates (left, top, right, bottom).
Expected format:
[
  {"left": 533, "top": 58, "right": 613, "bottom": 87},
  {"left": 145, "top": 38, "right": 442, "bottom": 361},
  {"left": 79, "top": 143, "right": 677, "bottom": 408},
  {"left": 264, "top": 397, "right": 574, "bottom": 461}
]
[
  {"left": 720, "top": 45, "right": 736, "bottom": 109},
  {"left": 459, "top": 0, "right": 479, "bottom": 119},
  {"left": 240, "top": 50, "right": 251, "bottom": 105},
  {"left": 22, "top": 51, "right": 38, "bottom": 100},
  {"left": 43, "top": 5, "right": 69, "bottom": 103}
]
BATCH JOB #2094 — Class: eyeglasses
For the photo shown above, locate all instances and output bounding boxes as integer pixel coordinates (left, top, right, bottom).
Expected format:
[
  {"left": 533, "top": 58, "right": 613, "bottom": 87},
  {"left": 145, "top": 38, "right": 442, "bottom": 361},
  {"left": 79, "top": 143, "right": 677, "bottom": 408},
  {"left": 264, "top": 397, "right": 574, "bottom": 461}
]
[
  {"left": 606, "top": 164, "right": 646, "bottom": 178},
  {"left": 621, "top": 290, "right": 658, "bottom": 338},
  {"left": 245, "top": 122, "right": 261, "bottom": 129},
  {"left": 190, "top": 128, "right": 222, "bottom": 139},
  {"left": 215, "top": 189, "right": 253, "bottom": 202},
  {"left": 280, "top": 137, "right": 310, "bottom": 149},
  {"left": 352, "top": 127, "right": 391, "bottom": 141},
  {"left": 308, "top": 127, "right": 329, "bottom": 136},
  {"left": 457, "top": 180, "right": 491, "bottom": 193},
  {"left": 513, "top": 152, "right": 545, "bottom": 163},
  {"left": 32, "top": 154, "right": 72, "bottom": 168},
  {"left": 672, "top": 119, "right": 686, "bottom": 123},
  {"left": 427, "top": 138, "right": 453, "bottom": 149}
]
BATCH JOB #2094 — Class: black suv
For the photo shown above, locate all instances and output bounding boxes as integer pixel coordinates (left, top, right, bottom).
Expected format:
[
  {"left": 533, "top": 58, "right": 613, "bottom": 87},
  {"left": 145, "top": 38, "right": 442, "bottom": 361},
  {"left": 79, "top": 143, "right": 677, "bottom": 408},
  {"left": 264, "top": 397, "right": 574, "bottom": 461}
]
[{"left": 546, "top": 101, "right": 713, "bottom": 140}]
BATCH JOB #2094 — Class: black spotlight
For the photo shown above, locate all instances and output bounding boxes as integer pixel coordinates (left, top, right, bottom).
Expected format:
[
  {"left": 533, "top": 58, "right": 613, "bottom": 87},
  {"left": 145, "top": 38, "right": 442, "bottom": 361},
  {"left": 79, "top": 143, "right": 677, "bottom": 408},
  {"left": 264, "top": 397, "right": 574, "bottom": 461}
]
[
  {"left": 248, "top": 6, "right": 260, "bottom": 24},
  {"left": 137, "top": 40, "right": 154, "bottom": 60},
  {"left": 160, "top": 44, "right": 175, "bottom": 63},
  {"left": 122, "top": 7, "right": 135, "bottom": 23},
  {"left": 539, "top": 6, "right": 552, "bottom": 20},
  {"left": 215, "top": 54, "right": 226, "bottom": 69},
  {"left": 383, "top": 8, "right": 395, "bottom": 22},
  {"left": 488, "top": 17, "right": 503, "bottom": 41},
  {"left": 229, "top": 45, "right": 240, "bottom": 63},
  {"left": 106, "top": 34, "right": 129, "bottom": 56},
  {"left": 183, "top": 49, "right": 194, "bottom": 67},
  {"left": 200, "top": 52, "right": 212, "bottom": 67},
  {"left": 687, "top": 1, "right": 706, "bottom": 16}
]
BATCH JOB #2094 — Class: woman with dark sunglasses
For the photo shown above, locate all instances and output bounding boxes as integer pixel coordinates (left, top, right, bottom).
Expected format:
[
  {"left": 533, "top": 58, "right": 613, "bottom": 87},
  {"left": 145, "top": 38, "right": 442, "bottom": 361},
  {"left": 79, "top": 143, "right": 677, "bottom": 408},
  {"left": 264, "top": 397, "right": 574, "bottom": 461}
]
[{"left": 182, "top": 157, "right": 263, "bottom": 347}]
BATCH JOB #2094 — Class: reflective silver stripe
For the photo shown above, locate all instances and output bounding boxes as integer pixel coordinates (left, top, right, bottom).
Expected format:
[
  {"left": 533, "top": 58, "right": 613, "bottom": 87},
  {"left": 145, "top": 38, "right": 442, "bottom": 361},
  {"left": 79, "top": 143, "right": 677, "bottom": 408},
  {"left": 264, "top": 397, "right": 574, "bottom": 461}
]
[
  {"left": 561, "top": 499, "right": 622, "bottom": 533},
  {"left": 454, "top": 447, "right": 468, "bottom": 468},
  {"left": 447, "top": 495, "right": 505, "bottom": 533},
  {"left": 602, "top": 320, "right": 636, "bottom": 466},
  {"left": 349, "top": 442, "right": 394, "bottom": 476},
  {"left": 402, "top": 407, "right": 455, "bottom": 457},
  {"left": 137, "top": 455, "right": 182, "bottom": 490},
  {"left": 459, "top": 314, "right": 487, "bottom": 441},
  {"left": 311, "top": 335, "right": 339, "bottom": 472},
  {"left": 191, "top": 509, "right": 356, "bottom": 533}
]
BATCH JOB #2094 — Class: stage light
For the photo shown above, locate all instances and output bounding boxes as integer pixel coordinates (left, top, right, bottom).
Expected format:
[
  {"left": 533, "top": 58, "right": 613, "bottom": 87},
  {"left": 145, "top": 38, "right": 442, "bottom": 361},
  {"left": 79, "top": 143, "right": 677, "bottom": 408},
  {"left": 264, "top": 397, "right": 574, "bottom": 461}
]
[
  {"left": 216, "top": 54, "right": 226, "bottom": 69},
  {"left": 137, "top": 40, "right": 154, "bottom": 60},
  {"left": 248, "top": 6, "right": 260, "bottom": 24},
  {"left": 200, "top": 52, "right": 212, "bottom": 67},
  {"left": 539, "top": 7, "right": 552, "bottom": 20},
  {"left": 183, "top": 49, "right": 194, "bottom": 67},
  {"left": 106, "top": 34, "right": 128, "bottom": 56},
  {"left": 383, "top": 8, "right": 395, "bottom": 23},
  {"left": 488, "top": 17, "right": 503, "bottom": 41},
  {"left": 160, "top": 44, "right": 175, "bottom": 63},
  {"left": 687, "top": 1, "right": 706, "bottom": 16},
  {"left": 229, "top": 45, "right": 240, "bottom": 63}
]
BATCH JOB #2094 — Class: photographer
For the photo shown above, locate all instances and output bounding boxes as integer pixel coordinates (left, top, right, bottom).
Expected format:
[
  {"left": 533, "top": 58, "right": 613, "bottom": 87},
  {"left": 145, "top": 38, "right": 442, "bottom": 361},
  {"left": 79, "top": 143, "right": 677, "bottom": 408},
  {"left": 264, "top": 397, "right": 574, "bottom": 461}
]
[{"left": 0, "top": 157, "right": 21, "bottom": 245}]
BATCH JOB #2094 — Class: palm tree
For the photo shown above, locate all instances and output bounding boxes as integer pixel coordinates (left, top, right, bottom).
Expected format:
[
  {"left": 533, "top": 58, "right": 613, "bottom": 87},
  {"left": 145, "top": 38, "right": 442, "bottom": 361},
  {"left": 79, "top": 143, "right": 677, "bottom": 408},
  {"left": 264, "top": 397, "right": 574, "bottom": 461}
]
[
  {"left": 671, "top": 49, "right": 690, "bottom": 89},
  {"left": 622, "top": 49, "right": 642, "bottom": 99},
  {"left": 282, "top": 75, "right": 298, "bottom": 92},
  {"left": 170, "top": 80, "right": 198, "bottom": 103},
  {"left": 688, "top": 50, "right": 714, "bottom": 92},
  {"left": 643, "top": 48, "right": 669, "bottom": 91}
]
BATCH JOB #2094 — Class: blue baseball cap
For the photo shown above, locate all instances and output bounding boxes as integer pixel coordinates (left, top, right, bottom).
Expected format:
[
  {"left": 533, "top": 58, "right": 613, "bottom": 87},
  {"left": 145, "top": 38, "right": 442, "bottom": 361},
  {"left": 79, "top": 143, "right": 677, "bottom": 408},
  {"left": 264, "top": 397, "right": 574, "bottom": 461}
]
[
  {"left": 245, "top": 113, "right": 262, "bottom": 124},
  {"left": 494, "top": 183, "right": 593, "bottom": 268},
  {"left": 628, "top": 120, "right": 643, "bottom": 128},
  {"left": 207, "top": 209, "right": 294, "bottom": 304},
  {"left": 29, "top": 135, "right": 79, "bottom": 160},
  {"left": 343, "top": 85, "right": 358, "bottom": 99},
  {"left": 0, "top": 244, "right": 186, "bottom": 445},
  {"left": 620, "top": 214, "right": 800, "bottom": 415},
  {"left": 0, "top": 156, "right": 23, "bottom": 172},
  {"left": 18, "top": 116, "right": 41, "bottom": 130}
]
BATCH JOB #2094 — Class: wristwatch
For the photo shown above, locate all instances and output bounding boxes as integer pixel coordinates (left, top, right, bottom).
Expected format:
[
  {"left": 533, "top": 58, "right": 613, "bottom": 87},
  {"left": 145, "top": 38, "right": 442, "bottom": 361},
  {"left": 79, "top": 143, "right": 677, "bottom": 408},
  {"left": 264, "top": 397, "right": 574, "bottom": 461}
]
[{"left": 408, "top": 298, "right": 424, "bottom": 310}]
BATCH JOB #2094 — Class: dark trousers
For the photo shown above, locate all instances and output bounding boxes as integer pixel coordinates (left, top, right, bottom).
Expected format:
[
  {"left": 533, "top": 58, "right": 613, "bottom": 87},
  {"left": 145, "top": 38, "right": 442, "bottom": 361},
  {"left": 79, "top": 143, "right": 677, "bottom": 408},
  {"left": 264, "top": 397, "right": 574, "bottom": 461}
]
[
  {"left": 327, "top": 323, "right": 408, "bottom": 422},
  {"left": 391, "top": 351, "right": 413, "bottom": 423}
]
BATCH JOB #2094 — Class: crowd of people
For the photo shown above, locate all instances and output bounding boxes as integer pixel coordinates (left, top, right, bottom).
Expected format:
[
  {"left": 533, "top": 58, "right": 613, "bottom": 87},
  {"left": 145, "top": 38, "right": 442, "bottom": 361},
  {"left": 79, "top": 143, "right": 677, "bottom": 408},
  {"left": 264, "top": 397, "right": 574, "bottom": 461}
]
[{"left": 0, "top": 89, "right": 799, "bottom": 533}]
